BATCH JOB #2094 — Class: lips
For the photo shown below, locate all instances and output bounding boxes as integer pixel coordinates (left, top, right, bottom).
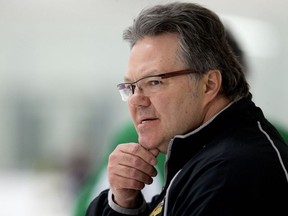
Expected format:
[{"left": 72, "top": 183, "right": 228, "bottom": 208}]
[
  {"left": 141, "top": 118, "right": 157, "bottom": 123},
  {"left": 138, "top": 116, "right": 158, "bottom": 124}
]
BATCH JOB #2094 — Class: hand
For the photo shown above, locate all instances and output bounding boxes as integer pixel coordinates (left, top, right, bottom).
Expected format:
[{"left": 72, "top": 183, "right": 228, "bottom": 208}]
[{"left": 108, "top": 143, "right": 159, "bottom": 208}]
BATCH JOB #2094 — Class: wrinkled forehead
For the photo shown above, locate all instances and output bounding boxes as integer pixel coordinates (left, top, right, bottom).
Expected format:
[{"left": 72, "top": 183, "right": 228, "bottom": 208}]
[{"left": 124, "top": 34, "right": 184, "bottom": 82}]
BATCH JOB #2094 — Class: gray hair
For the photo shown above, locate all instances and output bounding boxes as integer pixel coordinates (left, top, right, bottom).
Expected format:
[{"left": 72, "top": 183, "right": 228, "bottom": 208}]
[{"left": 123, "top": 2, "right": 250, "bottom": 100}]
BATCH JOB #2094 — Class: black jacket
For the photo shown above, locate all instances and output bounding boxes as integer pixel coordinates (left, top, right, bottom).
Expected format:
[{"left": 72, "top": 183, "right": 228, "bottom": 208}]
[{"left": 86, "top": 95, "right": 288, "bottom": 216}]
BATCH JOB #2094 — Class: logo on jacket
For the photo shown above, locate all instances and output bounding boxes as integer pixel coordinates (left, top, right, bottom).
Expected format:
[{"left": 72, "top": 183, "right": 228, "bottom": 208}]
[{"left": 149, "top": 199, "right": 164, "bottom": 216}]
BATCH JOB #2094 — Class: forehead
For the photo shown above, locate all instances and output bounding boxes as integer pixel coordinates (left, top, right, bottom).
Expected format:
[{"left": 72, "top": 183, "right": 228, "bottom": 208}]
[{"left": 125, "top": 34, "right": 184, "bottom": 80}]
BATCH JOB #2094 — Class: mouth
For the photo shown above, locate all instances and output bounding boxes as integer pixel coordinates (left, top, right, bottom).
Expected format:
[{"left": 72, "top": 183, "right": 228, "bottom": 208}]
[
  {"left": 139, "top": 117, "right": 158, "bottom": 124},
  {"left": 141, "top": 118, "right": 156, "bottom": 124}
]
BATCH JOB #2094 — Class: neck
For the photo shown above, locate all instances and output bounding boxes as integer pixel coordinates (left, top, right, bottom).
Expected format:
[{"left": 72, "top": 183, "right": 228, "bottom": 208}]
[{"left": 203, "top": 95, "right": 231, "bottom": 124}]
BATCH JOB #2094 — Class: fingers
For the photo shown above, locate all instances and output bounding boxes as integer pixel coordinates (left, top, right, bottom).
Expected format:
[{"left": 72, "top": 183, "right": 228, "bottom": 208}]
[
  {"left": 148, "top": 148, "right": 160, "bottom": 157},
  {"left": 107, "top": 143, "right": 159, "bottom": 208},
  {"left": 108, "top": 143, "right": 158, "bottom": 190},
  {"left": 122, "top": 143, "right": 158, "bottom": 166},
  {"left": 111, "top": 162, "right": 156, "bottom": 186}
]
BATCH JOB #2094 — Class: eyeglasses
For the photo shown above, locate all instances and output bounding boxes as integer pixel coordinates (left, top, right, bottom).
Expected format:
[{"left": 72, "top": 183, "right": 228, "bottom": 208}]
[{"left": 117, "top": 69, "right": 196, "bottom": 101}]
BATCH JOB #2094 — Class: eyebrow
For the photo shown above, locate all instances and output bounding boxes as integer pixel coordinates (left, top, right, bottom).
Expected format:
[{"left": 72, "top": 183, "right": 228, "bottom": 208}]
[
  {"left": 123, "top": 76, "right": 132, "bottom": 83},
  {"left": 123, "top": 70, "right": 161, "bottom": 83}
]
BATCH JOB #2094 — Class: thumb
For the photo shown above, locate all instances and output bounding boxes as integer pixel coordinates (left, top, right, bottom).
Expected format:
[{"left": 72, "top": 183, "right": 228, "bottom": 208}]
[{"left": 149, "top": 148, "right": 160, "bottom": 157}]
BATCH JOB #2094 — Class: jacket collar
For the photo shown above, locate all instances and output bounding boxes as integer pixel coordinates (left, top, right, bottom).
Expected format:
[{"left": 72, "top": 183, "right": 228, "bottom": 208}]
[{"left": 164, "top": 94, "right": 255, "bottom": 186}]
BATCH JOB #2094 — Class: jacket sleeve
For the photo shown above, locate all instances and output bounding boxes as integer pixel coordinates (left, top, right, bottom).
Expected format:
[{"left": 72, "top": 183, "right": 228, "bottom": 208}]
[{"left": 85, "top": 189, "right": 151, "bottom": 216}]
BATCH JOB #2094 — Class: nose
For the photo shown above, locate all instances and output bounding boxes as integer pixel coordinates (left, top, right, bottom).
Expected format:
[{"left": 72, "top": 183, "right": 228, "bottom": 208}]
[{"left": 128, "top": 89, "right": 151, "bottom": 107}]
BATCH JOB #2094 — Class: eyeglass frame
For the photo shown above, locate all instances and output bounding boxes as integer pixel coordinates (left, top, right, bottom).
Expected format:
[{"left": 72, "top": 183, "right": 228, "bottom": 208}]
[{"left": 117, "top": 69, "right": 197, "bottom": 101}]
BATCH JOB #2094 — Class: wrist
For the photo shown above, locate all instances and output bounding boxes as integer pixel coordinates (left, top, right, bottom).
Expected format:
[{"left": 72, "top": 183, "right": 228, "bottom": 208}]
[
  {"left": 108, "top": 190, "right": 146, "bottom": 215},
  {"left": 113, "top": 191, "right": 143, "bottom": 208}
]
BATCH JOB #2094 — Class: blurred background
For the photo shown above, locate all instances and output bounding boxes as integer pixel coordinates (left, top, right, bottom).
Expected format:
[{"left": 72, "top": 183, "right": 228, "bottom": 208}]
[{"left": 0, "top": 0, "right": 287, "bottom": 215}]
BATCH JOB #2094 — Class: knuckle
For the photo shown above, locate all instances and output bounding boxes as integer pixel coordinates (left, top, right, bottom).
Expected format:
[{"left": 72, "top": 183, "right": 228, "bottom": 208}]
[
  {"left": 131, "top": 156, "right": 142, "bottom": 167},
  {"left": 130, "top": 144, "right": 141, "bottom": 154},
  {"left": 108, "top": 151, "right": 118, "bottom": 162},
  {"left": 130, "top": 180, "right": 144, "bottom": 190}
]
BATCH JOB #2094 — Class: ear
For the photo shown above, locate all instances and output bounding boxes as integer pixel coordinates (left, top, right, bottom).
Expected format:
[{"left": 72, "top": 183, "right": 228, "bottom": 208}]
[{"left": 203, "top": 70, "right": 222, "bottom": 102}]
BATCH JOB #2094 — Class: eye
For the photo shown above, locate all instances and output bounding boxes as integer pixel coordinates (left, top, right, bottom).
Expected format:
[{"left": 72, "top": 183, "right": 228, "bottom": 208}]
[
  {"left": 139, "top": 77, "right": 163, "bottom": 92},
  {"left": 147, "top": 80, "right": 162, "bottom": 86}
]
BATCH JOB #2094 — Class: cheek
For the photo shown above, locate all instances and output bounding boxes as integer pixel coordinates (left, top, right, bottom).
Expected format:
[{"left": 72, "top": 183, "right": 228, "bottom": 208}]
[
  {"left": 128, "top": 105, "right": 137, "bottom": 123},
  {"left": 153, "top": 94, "right": 174, "bottom": 112},
  {"left": 175, "top": 93, "right": 202, "bottom": 129},
  {"left": 157, "top": 94, "right": 186, "bottom": 123}
]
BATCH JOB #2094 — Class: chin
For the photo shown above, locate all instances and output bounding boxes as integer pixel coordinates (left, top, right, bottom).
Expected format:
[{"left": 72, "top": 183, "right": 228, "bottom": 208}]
[{"left": 138, "top": 137, "right": 156, "bottom": 149}]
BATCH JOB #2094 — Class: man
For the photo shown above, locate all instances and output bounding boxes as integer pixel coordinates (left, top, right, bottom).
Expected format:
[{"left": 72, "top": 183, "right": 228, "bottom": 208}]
[{"left": 86, "top": 2, "right": 288, "bottom": 215}]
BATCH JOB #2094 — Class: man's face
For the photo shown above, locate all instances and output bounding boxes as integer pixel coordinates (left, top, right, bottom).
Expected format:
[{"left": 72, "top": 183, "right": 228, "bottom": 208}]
[{"left": 125, "top": 33, "right": 207, "bottom": 153}]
